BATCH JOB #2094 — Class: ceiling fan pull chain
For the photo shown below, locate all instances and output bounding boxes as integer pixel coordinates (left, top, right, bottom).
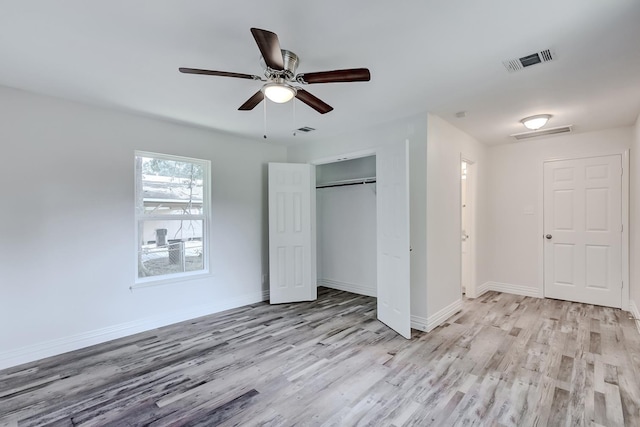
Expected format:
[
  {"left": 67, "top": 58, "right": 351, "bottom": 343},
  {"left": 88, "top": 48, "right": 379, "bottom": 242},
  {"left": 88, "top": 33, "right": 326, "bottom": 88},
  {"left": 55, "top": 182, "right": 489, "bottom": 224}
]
[
  {"left": 263, "top": 97, "right": 267, "bottom": 139},
  {"left": 292, "top": 99, "right": 296, "bottom": 136}
]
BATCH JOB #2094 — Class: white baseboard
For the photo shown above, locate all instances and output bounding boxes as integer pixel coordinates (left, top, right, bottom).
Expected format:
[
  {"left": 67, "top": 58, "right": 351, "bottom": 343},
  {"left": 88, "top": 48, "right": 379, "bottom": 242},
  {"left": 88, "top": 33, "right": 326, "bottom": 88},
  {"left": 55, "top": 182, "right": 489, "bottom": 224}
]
[
  {"left": 475, "top": 282, "right": 491, "bottom": 298},
  {"left": 410, "top": 315, "right": 429, "bottom": 332},
  {"left": 475, "top": 281, "right": 542, "bottom": 299},
  {"left": 629, "top": 300, "right": 640, "bottom": 336},
  {"left": 411, "top": 298, "right": 463, "bottom": 333},
  {"left": 0, "top": 291, "right": 268, "bottom": 371},
  {"left": 318, "top": 278, "right": 377, "bottom": 297}
]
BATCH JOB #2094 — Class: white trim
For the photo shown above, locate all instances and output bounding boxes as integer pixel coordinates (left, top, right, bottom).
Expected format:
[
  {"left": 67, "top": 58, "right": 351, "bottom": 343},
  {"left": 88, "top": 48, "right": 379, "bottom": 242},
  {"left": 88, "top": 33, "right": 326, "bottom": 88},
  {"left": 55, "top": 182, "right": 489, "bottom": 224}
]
[
  {"left": 475, "top": 281, "right": 542, "bottom": 298},
  {"left": 486, "top": 281, "right": 542, "bottom": 298},
  {"left": 622, "top": 150, "right": 630, "bottom": 311},
  {"left": 629, "top": 300, "right": 640, "bottom": 336},
  {"left": 410, "top": 315, "right": 429, "bottom": 332},
  {"left": 475, "top": 281, "right": 491, "bottom": 297},
  {"left": 411, "top": 299, "right": 463, "bottom": 333},
  {"left": 310, "top": 149, "right": 377, "bottom": 166},
  {"left": 0, "top": 291, "right": 267, "bottom": 371},
  {"left": 318, "top": 279, "right": 377, "bottom": 297},
  {"left": 460, "top": 153, "right": 478, "bottom": 300}
]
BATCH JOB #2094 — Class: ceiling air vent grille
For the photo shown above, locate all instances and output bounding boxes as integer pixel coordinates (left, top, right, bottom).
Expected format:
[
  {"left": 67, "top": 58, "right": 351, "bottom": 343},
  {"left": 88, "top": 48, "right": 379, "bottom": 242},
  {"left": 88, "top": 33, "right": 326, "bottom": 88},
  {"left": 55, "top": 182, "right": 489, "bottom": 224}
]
[
  {"left": 503, "top": 49, "right": 556, "bottom": 73},
  {"left": 296, "top": 126, "right": 315, "bottom": 133},
  {"left": 510, "top": 125, "right": 573, "bottom": 140}
]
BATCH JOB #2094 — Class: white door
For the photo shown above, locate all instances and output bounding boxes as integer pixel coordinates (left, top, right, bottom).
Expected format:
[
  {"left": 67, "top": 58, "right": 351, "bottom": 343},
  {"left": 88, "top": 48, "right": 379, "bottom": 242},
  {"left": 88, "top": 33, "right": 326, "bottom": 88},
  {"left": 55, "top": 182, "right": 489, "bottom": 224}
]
[
  {"left": 268, "top": 163, "right": 316, "bottom": 304},
  {"left": 543, "top": 155, "right": 622, "bottom": 308},
  {"left": 377, "top": 141, "right": 411, "bottom": 339}
]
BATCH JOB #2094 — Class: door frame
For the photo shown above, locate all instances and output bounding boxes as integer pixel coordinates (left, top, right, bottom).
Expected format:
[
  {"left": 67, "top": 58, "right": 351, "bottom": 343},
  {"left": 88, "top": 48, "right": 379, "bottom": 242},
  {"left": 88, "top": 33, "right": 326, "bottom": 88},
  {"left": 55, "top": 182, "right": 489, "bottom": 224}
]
[
  {"left": 310, "top": 149, "right": 377, "bottom": 167},
  {"left": 460, "top": 155, "right": 477, "bottom": 298},
  {"left": 539, "top": 150, "right": 629, "bottom": 310},
  {"left": 311, "top": 146, "right": 412, "bottom": 338},
  {"left": 310, "top": 148, "right": 378, "bottom": 290}
]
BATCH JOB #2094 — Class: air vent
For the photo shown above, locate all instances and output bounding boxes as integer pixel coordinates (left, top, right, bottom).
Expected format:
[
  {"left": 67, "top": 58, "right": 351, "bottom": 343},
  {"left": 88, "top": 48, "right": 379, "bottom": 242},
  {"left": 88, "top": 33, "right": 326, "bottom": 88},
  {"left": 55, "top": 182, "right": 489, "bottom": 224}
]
[
  {"left": 296, "top": 126, "right": 315, "bottom": 133},
  {"left": 503, "top": 49, "right": 556, "bottom": 73},
  {"left": 510, "top": 125, "right": 573, "bottom": 140}
]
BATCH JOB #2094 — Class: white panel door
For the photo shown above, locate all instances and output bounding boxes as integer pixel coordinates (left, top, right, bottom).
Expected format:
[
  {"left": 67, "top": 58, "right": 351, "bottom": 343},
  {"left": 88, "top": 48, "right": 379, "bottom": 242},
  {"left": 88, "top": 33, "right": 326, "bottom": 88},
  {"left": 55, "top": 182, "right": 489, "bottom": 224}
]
[
  {"left": 269, "top": 163, "right": 317, "bottom": 304},
  {"left": 543, "top": 155, "right": 622, "bottom": 308},
  {"left": 377, "top": 141, "right": 411, "bottom": 339}
]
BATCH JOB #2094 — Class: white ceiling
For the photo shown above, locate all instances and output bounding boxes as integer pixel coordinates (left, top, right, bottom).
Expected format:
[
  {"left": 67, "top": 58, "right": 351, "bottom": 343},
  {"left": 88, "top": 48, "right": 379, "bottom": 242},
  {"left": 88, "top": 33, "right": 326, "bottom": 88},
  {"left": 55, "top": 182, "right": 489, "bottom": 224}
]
[{"left": 1, "top": 1, "right": 639, "bottom": 146}]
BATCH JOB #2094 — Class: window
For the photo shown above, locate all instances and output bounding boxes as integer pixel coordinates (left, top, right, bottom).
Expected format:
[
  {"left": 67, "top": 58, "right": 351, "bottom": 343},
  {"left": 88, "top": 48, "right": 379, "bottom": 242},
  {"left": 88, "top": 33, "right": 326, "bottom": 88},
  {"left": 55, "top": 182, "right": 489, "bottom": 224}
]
[{"left": 135, "top": 151, "right": 210, "bottom": 283}]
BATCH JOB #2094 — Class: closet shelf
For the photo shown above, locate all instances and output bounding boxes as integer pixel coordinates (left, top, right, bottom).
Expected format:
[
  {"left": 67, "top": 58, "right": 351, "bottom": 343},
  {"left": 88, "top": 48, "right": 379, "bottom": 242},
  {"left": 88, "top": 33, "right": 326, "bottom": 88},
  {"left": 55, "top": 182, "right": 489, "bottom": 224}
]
[{"left": 316, "top": 177, "right": 376, "bottom": 189}]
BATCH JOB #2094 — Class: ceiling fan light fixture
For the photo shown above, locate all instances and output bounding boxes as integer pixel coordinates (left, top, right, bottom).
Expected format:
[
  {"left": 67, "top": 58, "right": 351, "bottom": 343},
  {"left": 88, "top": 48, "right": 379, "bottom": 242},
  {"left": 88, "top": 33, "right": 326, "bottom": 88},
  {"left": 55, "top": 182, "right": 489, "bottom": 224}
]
[
  {"left": 521, "top": 114, "right": 552, "bottom": 130},
  {"left": 263, "top": 82, "right": 296, "bottom": 103}
]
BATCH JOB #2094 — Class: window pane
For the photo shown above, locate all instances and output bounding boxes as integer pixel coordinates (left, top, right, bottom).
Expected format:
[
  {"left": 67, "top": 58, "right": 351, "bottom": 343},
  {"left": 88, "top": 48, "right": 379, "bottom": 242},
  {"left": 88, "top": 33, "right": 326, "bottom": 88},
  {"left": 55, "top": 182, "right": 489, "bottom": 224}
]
[
  {"left": 138, "top": 219, "right": 204, "bottom": 278},
  {"left": 138, "top": 156, "right": 204, "bottom": 216}
]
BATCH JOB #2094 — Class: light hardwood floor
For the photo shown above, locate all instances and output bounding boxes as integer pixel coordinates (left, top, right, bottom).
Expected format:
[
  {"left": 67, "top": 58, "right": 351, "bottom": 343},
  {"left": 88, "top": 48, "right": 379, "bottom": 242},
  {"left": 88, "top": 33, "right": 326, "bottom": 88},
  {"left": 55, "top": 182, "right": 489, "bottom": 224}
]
[{"left": 2, "top": 288, "right": 640, "bottom": 426}]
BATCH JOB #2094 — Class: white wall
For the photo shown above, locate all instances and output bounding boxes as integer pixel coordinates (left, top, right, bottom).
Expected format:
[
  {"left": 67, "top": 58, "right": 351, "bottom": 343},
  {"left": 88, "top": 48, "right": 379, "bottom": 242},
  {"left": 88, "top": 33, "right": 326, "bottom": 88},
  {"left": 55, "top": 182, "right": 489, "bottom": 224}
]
[
  {"left": 316, "top": 156, "right": 376, "bottom": 184},
  {"left": 287, "top": 113, "right": 429, "bottom": 321},
  {"left": 289, "top": 113, "right": 488, "bottom": 332},
  {"left": 486, "top": 127, "right": 633, "bottom": 299},
  {"left": 631, "top": 114, "right": 640, "bottom": 318},
  {"left": 425, "top": 114, "right": 488, "bottom": 323},
  {"left": 316, "top": 185, "right": 377, "bottom": 296},
  {"left": 0, "top": 86, "right": 286, "bottom": 369}
]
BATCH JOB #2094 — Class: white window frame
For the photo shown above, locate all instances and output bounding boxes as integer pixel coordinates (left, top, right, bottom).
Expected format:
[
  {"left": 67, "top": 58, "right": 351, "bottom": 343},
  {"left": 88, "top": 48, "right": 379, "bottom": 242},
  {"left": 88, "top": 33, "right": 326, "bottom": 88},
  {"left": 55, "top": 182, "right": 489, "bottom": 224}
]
[{"left": 133, "top": 150, "right": 211, "bottom": 287}]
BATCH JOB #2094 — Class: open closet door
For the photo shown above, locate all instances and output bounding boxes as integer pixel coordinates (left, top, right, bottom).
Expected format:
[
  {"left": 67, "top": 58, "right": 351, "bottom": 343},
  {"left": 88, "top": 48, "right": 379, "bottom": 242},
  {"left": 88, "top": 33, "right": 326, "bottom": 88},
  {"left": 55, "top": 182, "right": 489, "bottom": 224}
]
[
  {"left": 268, "top": 163, "right": 317, "bottom": 304},
  {"left": 377, "top": 141, "right": 411, "bottom": 339}
]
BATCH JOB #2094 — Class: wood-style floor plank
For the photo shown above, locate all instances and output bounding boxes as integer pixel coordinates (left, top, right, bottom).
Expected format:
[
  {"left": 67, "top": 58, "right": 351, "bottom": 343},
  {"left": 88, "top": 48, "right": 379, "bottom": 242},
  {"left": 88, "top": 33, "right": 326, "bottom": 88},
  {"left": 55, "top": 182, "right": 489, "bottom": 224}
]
[{"left": 2, "top": 288, "right": 640, "bottom": 426}]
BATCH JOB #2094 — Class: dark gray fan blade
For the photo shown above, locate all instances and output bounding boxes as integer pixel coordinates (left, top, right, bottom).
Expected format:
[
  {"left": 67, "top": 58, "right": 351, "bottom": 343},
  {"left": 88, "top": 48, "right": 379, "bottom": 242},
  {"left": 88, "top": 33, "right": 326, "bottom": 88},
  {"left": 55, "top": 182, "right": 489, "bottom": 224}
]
[
  {"left": 296, "top": 68, "right": 371, "bottom": 84},
  {"left": 238, "top": 91, "right": 265, "bottom": 111},
  {"left": 250, "top": 28, "right": 284, "bottom": 70},
  {"left": 179, "top": 68, "right": 262, "bottom": 80},
  {"left": 295, "top": 89, "right": 333, "bottom": 114}
]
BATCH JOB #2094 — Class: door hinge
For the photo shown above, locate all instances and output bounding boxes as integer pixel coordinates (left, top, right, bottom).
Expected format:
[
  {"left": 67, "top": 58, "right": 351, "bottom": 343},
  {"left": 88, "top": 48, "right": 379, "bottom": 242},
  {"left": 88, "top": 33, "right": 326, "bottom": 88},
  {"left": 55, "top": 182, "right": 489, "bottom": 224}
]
[
  {"left": 622, "top": 281, "right": 624, "bottom": 289},
  {"left": 621, "top": 224, "right": 624, "bottom": 232}
]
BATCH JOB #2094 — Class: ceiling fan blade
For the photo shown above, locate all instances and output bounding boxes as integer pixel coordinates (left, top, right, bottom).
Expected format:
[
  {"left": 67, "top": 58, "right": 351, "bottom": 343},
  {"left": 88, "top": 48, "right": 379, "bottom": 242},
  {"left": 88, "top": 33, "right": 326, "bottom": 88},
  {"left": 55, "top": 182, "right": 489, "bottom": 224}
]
[
  {"left": 179, "top": 68, "right": 262, "bottom": 80},
  {"left": 238, "top": 90, "right": 265, "bottom": 111},
  {"left": 296, "top": 68, "right": 371, "bottom": 84},
  {"left": 250, "top": 28, "right": 284, "bottom": 71},
  {"left": 295, "top": 89, "right": 333, "bottom": 114}
]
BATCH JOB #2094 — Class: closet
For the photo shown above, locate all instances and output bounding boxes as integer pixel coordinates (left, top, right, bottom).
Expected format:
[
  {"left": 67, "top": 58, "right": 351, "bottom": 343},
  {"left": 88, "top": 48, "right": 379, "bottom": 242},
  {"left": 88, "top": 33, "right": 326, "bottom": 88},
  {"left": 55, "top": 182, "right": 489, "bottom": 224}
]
[{"left": 315, "top": 155, "right": 377, "bottom": 297}]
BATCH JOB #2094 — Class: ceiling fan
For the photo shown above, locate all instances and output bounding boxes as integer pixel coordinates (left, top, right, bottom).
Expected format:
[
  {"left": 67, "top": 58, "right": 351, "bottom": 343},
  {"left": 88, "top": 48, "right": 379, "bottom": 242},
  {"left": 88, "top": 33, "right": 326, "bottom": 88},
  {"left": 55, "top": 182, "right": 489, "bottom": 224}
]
[{"left": 179, "top": 28, "right": 371, "bottom": 114}]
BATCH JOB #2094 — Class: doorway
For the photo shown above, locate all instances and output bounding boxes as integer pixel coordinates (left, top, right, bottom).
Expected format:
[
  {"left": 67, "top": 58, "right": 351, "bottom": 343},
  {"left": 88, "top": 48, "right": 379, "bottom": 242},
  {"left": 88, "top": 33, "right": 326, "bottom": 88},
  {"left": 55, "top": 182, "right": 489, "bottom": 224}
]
[
  {"left": 315, "top": 155, "right": 377, "bottom": 297},
  {"left": 268, "top": 143, "right": 411, "bottom": 338},
  {"left": 460, "top": 158, "right": 475, "bottom": 298}
]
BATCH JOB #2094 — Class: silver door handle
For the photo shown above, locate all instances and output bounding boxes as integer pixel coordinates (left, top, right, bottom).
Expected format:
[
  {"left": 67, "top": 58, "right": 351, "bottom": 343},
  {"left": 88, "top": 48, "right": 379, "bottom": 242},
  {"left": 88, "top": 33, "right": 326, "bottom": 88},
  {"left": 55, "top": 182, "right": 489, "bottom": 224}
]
[{"left": 545, "top": 234, "right": 552, "bottom": 239}]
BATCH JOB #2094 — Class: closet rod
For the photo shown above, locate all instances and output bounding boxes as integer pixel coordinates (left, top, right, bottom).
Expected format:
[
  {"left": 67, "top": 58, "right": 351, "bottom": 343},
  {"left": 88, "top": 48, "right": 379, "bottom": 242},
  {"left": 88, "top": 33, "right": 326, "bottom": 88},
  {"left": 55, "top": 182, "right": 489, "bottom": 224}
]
[{"left": 316, "top": 179, "right": 376, "bottom": 189}]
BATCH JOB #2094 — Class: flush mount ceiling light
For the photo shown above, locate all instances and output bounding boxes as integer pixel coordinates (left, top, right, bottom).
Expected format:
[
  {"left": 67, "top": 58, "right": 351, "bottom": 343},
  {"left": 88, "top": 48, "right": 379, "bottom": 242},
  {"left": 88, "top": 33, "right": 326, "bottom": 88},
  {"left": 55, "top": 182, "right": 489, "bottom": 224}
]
[
  {"left": 262, "top": 81, "right": 296, "bottom": 103},
  {"left": 521, "top": 114, "right": 552, "bottom": 130}
]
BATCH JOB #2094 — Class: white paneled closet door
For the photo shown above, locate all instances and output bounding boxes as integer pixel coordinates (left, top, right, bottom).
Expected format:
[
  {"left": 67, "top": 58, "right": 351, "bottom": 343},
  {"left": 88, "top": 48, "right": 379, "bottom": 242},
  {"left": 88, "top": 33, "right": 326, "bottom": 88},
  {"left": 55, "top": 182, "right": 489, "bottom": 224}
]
[
  {"left": 376, "top": 141, "right": 411, "bottom": 339},
  {"left": 268, "top": 163, "right": 316, "bottom": 304}
]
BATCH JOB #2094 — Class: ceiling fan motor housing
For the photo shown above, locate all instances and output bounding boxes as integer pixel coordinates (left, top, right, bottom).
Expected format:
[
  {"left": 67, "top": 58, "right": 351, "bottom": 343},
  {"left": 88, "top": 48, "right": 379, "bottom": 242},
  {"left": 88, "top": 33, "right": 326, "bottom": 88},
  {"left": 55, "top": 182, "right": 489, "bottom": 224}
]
[
  {"left": 282, "top": 50, "right": 299, "bottom": 79},
  {"left": 263, "top": 49, "right": 299, "bottom": 80}
]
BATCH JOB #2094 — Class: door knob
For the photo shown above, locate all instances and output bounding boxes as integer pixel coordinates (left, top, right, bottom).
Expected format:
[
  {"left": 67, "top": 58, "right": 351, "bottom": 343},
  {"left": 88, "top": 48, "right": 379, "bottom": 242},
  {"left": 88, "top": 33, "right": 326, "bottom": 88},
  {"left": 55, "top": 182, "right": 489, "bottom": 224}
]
[{"left": 545, "top": 234, "right": 552, "bottom": 239}]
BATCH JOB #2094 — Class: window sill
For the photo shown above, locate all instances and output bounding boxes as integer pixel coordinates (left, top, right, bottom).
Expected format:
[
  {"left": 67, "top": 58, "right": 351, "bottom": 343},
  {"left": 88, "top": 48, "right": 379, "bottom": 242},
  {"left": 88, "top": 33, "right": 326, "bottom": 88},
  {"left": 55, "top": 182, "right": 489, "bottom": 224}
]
[{"left": 130, "top": 271, "right": 213, "bottom": 290}]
